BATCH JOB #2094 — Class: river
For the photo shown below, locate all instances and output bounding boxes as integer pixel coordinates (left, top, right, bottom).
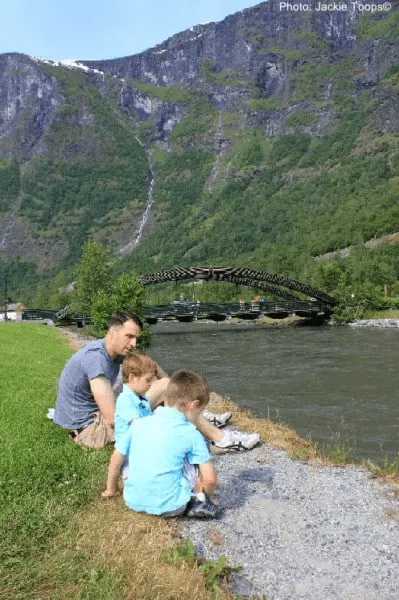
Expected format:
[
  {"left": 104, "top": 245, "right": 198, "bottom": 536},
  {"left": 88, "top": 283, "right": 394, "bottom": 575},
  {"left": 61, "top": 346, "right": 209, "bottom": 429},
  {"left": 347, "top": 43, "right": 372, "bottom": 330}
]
[{"left": 149, "top": 321, "right": 398, "bottom": 463}]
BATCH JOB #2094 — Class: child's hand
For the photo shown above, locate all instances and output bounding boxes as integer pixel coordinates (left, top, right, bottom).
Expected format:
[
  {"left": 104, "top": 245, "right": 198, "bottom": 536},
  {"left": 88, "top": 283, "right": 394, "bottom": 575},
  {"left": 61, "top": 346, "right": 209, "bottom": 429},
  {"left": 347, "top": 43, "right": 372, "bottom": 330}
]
[{"left": 101, "top": 488, "right": 120, "bottom": 499}]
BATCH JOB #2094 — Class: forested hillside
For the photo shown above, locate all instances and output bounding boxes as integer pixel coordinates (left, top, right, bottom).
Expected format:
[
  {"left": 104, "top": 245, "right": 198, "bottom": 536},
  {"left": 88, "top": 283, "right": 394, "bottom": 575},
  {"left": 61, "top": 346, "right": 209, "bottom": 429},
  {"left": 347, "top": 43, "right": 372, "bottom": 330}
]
[{"left": 0, "top": 0, "right": 398, "bottom": 305}]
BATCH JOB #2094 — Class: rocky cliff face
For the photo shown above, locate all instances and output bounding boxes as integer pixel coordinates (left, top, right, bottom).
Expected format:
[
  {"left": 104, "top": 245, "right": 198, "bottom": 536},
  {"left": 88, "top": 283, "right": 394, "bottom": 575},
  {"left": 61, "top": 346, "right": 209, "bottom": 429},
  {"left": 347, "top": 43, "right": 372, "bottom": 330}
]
[
  {"left": 80, "top": 0, "right": 399, "bottom": 134},
  {"left": 1, "top": 2, "right": 398, "bottom": 160},
  {"left": 83, "top": 1, "right": 358, "bottom": 87},
  {"left": 0, "top": 53, "right": 62, "bottom": 161},
  {"left": 77, "top": 0, "right": 399, "bottom": 161}
]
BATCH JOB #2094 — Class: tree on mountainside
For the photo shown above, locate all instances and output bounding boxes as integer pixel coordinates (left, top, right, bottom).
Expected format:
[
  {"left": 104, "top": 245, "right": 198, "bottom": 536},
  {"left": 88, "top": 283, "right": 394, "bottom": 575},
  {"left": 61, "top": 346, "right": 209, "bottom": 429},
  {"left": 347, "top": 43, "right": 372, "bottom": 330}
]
[
  {"left": 31, "top": 282, "right": 51, "bottom": 308},
  {"left": 70, "top": 241, "right": 111, "bottom": 316},
  {"left": 47, "top": 271, "right": 73, "bottom": 309}
]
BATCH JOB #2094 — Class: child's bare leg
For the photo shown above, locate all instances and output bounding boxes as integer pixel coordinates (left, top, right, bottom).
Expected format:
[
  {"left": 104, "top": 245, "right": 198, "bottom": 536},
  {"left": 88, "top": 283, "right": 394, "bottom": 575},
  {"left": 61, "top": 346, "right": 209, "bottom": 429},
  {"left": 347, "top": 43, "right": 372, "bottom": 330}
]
[
  {"left": 194, "top": 471, "right": 204, "bottom": 493},
  {"left": 102, "top": 449, "right": 124, "bottom": 498}
]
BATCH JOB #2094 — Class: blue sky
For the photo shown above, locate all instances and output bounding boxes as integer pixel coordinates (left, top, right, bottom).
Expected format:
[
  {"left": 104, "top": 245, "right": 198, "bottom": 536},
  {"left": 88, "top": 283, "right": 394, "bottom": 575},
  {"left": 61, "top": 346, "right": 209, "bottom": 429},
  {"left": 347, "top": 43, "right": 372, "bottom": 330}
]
[{"left": 1, "top": 0, "right": 262, "bottom": 61}]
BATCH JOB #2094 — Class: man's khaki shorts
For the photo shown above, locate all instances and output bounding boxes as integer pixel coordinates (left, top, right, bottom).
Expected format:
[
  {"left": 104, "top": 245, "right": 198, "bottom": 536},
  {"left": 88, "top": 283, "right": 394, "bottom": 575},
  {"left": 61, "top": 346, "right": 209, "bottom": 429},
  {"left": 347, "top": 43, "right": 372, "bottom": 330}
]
[{"left": 71, "top": 413, "right": 115, "bottom": 449}]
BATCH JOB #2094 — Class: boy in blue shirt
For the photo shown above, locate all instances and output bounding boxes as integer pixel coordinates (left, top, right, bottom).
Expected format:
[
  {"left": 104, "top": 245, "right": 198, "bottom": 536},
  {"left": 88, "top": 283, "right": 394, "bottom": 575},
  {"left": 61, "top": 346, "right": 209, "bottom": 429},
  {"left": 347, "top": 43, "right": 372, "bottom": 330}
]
[
  {"left": 102, "top": 369, "right": 220, "bottom": 518},
  {"left": 113, "top": 352, "right": 157, "bottom": 480},
  {"left": 114, "top": 353, "right": 157, "bottom": 444}
]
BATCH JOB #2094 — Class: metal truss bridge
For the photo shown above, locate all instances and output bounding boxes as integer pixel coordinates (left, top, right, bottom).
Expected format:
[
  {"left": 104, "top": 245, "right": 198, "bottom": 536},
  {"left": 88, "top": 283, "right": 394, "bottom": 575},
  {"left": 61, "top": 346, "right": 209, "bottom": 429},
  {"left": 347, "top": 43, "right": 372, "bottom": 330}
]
[{"left": 20, "top": 266, "right": 335, "bottom": 326}]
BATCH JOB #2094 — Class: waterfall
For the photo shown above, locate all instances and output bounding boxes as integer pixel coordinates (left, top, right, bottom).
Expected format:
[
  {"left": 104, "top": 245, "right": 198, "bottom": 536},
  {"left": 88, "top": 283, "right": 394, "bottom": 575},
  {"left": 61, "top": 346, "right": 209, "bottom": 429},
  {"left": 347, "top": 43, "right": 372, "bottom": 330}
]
[
  {"left": 206, "top": 111, "right": 224, "bottom": 192},
  {"left": 118, "top": 138, "right": 155, "bottom": 254}
]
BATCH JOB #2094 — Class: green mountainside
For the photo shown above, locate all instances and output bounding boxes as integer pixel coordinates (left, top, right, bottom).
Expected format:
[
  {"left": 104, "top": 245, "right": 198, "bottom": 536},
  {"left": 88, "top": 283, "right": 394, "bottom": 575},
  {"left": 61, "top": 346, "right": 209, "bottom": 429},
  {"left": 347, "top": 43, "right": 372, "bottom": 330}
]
[{"left": 0, "top": 1, "right": 398, "bottom": 305}]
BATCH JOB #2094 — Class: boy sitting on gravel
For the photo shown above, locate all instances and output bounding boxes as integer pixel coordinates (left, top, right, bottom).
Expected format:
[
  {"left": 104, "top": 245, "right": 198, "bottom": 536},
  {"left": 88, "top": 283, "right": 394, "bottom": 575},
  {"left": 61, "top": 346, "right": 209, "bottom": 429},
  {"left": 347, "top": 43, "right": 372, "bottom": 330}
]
[{"left": 102, "top": 369, "right": 221, "bottom": 518}]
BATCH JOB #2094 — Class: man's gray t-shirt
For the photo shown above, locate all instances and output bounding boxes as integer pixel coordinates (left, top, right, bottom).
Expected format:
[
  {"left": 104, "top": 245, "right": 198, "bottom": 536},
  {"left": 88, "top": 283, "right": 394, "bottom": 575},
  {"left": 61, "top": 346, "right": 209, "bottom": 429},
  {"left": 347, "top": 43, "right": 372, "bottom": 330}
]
[{"left": 54, "top": 339, "right": 121, "bottom": 430}]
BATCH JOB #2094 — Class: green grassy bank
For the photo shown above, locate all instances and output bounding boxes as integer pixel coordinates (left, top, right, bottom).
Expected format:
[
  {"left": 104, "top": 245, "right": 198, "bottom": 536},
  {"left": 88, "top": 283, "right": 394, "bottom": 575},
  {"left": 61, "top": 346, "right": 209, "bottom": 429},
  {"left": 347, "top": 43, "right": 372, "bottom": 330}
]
[
  {"left": 0, "top": 324, "right": 114, "bottom": 598},
  {"left": 0, "top": 324, "right": 235, "bottom": 600}
]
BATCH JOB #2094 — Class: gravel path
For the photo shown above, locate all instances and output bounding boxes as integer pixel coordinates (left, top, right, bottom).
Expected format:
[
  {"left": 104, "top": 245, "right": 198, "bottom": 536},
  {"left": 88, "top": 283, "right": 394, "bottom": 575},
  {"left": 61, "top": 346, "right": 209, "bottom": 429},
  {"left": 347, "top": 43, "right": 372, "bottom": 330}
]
[{"left": 180, "top": 444, "right": 399, "bottom": 600}]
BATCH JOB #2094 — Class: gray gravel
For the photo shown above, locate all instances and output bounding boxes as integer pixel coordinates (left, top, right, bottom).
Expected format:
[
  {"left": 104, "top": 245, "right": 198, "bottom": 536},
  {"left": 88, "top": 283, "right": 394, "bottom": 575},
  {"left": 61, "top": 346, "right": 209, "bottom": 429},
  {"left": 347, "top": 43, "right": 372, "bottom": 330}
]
[{"left": 179, "top": 445, "right": 399, "bottom": 600}]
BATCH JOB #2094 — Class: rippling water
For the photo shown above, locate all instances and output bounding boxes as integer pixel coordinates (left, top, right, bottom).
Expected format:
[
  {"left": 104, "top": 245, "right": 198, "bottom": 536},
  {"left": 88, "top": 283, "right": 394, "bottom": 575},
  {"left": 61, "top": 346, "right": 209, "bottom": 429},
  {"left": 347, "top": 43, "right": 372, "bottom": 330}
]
[{"left": 150, "top": 322, "right": 399, "bottom": 462}]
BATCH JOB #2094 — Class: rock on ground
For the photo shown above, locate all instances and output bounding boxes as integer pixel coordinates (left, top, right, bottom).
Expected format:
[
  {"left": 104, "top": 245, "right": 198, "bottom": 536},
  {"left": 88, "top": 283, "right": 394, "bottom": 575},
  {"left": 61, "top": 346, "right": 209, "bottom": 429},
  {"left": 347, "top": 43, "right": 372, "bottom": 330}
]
[{"left": 348, "top": 319, "right": 399, "bottom": 328}]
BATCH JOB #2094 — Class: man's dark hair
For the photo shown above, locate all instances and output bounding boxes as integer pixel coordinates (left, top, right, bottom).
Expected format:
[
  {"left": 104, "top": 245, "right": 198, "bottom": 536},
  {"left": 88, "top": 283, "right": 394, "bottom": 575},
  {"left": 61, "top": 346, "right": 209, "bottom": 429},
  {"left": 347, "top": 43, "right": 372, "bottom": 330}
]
[{"left": 107, "top": 311, "right": 143, "bottom": 330}]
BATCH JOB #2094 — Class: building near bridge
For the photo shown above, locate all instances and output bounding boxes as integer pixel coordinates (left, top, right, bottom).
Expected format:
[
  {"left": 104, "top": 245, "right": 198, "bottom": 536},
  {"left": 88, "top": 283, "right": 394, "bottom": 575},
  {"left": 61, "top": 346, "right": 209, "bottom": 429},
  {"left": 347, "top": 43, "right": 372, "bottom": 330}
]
[{"left": 0, "top": 303, "right": 27, "bottom": 321}]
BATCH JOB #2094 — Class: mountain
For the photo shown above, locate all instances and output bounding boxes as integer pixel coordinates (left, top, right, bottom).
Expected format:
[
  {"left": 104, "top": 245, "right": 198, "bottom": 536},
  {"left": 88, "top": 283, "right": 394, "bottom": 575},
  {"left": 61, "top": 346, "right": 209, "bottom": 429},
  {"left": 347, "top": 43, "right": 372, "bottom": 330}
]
[{"left": 0, "top": 0, "right": 398, "bottom": 303}]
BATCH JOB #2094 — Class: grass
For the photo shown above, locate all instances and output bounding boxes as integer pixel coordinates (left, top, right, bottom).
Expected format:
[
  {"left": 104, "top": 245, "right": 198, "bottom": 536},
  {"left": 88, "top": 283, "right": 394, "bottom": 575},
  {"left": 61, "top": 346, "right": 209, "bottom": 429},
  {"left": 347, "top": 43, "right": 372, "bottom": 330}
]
[
  {"left": 0, "top": 323, "right": 236, "bottom": 600},
  {"left": 208, "top": 392, "right": 317, "bottom": 461},
  {"left": 314, "top": 440, "right": 354, "bottom": 466},
  {"left": 0, "top": 323, "right": 113, "bottom": 597},
  {"left": 161, "top": 539, "right": 242, "bottom": 591}
]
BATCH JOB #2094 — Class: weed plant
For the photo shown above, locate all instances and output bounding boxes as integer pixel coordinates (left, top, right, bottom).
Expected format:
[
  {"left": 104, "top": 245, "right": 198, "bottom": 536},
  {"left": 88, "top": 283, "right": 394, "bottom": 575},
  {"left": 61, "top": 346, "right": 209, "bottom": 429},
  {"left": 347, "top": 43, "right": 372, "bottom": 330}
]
[
  {"left": 162, "top": 540, "right": 241, "bottom": 592},
  {"left": 365, "top": 457, "right": 399, "bottom": 495}
]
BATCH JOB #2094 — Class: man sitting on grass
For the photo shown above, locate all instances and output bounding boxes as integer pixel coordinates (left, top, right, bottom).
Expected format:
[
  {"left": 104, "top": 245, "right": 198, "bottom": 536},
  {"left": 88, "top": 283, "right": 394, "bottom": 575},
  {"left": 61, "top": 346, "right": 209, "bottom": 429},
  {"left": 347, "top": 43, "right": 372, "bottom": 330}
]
[
  {"left": 102, "top": 369, "right": 221, "bottom": 518},
  {"left": 54, "top": 311, "right": 260, "bottom": 452},
  {"left": 54, "top": 311, "right": 142, "bottom": 448}
]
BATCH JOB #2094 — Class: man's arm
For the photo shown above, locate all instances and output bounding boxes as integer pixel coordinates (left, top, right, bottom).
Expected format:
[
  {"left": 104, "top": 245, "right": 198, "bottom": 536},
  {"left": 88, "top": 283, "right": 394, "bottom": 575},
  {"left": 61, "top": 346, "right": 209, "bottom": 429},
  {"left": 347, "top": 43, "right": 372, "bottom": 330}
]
[
  {"left": 101, "top": 449, "right": 125, "bottom": 498},
  {"left": 89, "top": 376, "right": 116, "bottom": 425}
]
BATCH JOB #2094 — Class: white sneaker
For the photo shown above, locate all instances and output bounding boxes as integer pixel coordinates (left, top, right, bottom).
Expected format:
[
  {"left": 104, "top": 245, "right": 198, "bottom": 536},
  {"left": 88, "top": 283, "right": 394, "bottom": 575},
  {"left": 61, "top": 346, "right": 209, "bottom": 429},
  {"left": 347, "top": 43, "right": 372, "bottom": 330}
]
[
  {"left": 202, "top": 409, "right": 232, "bottom": 428},
  {"left": 212, "top": 429, "right": 261, "bottom": 454}
]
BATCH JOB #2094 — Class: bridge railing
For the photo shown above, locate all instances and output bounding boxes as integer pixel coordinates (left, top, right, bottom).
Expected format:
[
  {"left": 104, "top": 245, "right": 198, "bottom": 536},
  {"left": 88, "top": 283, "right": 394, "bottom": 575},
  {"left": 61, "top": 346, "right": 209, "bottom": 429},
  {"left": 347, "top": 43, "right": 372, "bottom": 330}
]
[
  {"left": 144, "top": 299, "right": 326, "bottom": 319},
  {"left": 22, "top": 309, "right": 61, "bottom": 321},
  {"left": 21, "top": 308, "right": 92, "bottom": 326}
]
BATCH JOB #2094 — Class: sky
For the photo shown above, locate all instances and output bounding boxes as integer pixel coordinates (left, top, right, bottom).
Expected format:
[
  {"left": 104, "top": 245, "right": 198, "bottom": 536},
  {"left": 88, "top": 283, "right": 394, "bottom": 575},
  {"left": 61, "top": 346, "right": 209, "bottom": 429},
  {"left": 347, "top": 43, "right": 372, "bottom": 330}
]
[{"left": 1, "top": 0, "right": 263, "bottom": 61}]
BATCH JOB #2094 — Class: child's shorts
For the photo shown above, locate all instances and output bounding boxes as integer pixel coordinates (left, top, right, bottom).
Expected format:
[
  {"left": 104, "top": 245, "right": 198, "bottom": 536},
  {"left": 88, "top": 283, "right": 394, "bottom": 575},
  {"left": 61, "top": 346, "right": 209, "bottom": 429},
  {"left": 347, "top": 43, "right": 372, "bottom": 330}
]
[
  {"left": 161, "top": 459, "right": 199, "bottom": 518},
  {"left": 121, "top": 457, "right": 129, "bottom": 481}
]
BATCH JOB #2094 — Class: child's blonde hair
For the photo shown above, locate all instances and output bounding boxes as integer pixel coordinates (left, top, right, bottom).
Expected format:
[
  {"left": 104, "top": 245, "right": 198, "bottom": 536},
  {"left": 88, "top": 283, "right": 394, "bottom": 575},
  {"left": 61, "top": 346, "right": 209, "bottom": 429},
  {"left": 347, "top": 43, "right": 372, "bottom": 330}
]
[
  {"left": 122, "top": 353, "right": 157, "bottom": 383},
  {"left": 163, "top": 369, "right": 209, "bottom": 409}
]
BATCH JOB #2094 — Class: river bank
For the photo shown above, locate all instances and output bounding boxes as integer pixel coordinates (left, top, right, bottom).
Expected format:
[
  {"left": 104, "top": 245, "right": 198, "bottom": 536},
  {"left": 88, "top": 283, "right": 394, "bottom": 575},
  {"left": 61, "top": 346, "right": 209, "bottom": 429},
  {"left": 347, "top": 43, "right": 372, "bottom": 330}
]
[
  {"left": 56, "top": 325, "right": 399, "bottom": 599},
  {"left": 63, "top": 320, "right": 399, "bottom": 463}
]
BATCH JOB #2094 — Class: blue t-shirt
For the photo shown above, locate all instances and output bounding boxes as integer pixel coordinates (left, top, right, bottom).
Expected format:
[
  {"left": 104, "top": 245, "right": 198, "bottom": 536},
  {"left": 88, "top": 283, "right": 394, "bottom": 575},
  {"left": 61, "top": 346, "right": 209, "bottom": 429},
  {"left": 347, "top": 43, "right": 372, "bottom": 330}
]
[
  {"left": 114, "top": 384, "right": 151, "bottom": 445},
  {"left": 116, "top": 406, "right": 211, "bottom": 515},
  {"left": 54, "top": 339, "right": 121, "bottom": 430}
]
